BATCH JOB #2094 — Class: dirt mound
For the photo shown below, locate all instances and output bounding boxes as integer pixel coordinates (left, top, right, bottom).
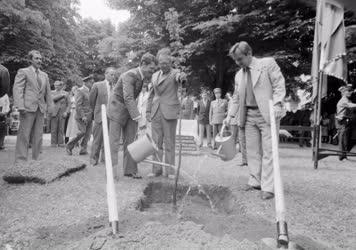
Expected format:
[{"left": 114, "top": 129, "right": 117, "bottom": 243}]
[{"left": 3, "top": 157, "right": 86, "bottom": 184}]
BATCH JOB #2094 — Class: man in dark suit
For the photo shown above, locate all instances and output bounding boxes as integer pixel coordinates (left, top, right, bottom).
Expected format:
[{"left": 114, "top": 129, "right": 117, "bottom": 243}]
[
  {"left": 197, "top": 90, "right": 211, "bottom": 147},
  {"left": 0, "top": 64, "right": 10, "bottom": 98},
  {"left": 89, "top": 67, "right": 116, "bottom": 165},
  {"left": 50, "top": 80, "right": 70, "bottom": 147},
  {"left": 66, "top": 77, "right": 93, "bottom": 155},
  {"left": 107, "top": 53, "right": 156, "bottom": 179},
  {"left": 13, "top": 50, "right": 53, "bottom": 162},
  {"left": 146, "top": 49, "right": 187, "bottom": 178}
]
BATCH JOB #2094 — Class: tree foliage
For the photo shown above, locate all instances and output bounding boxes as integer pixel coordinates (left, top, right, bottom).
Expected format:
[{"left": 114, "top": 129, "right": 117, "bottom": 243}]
[
  {"left": 106, "top": 0, "right": 355, "bottom": 97},
  {"left": 0, "top": 0, "right": 113, "bottom": 89}
]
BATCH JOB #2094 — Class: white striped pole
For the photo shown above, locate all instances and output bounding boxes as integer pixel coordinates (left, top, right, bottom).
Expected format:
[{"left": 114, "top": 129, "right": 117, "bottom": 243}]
[
  {"left": 101, "top": 104, "right": 119, "bottom": 234},
  {"left": 269, "top": 100, "right": 288, "bottom": 247}
]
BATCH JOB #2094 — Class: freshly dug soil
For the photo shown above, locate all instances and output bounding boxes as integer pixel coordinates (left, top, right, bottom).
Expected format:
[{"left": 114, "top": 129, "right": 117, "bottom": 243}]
[{"left": 3, "top": 157, "right": 86, "bottom": 184}]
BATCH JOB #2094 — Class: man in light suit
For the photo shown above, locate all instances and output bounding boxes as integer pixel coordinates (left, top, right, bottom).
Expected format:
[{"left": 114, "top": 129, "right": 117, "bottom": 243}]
[
  {"left": 209, "top": 88, "right": 228, "bottom": 149},
  {"left": 13, "top": 50, "right": 53, "bottom": 162},
  {"left": 146, "top": 50, "right": 187, "bottom": 178},
  {"left": 50, "top": 80, "right": 70, "bottom": 147},
  {"left": 224, "top": 41, "right": 286, "bottom": 200},
  {"left": 107, "top": 53, "right": 156, "bottom": 179},
  {"left": 89, "top": 67, "right": 116, "bottom": 166},
  {"left": 66, "top": 77, "right": 93, "bottom": 156}
]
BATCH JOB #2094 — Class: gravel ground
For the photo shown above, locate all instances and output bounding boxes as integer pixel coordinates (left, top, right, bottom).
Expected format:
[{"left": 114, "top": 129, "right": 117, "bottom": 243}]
[{"left": 0, "top": 136, "right": 355, "bottom": 249}]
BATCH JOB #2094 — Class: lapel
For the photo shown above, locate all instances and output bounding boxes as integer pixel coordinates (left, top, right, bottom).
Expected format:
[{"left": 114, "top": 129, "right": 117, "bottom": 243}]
[
  {"left": 249, "top": 57, "right": 262, "bottom": 88},
  {"left": 101, "top": 81, "right": 109, "bottom": 102},
  {"left": 27, "top": 67, "right": 39, "bottom": 90},
  {"left": 157, "top": 70, "right": 172, "bottom": 85},
  {"left": 38, "top": 70, "right": 47, "bottom": 92},
  {"left": 238, "top": 70, "right": 246, "bottom": 107}
]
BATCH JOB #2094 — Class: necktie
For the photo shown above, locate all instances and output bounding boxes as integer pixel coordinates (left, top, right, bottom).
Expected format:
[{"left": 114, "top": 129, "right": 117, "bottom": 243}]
[
  {"left": 245, "top": 67, "right": 257, "bottom": 107},
  {"left": 36, "top": 69, "right": 42, "bottom": 89}
]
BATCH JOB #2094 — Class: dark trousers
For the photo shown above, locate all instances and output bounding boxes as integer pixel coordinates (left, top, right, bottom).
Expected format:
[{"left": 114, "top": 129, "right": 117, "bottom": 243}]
[
  {"left": 67, "top": 118, "right": 92, "bottom": 153},
  {"left": 109, "top": 118, "right": 138, "bottom": 177},
  {"left": 338, "top": 120, "right": 351, "bottom": 159},
  {"left": 0, "top": 115, "right": 7, "bottom": 148},
  {"left": 64, "top": 114, "right": 70, "bottom": 144},
  {"left": 151, "top": 108, "right": 177, "bottom": 176},
  {"left": 91, "top": 121, "right": 105, "bottom": 164},
  {"left": 50, "top": 114, "right": 65, "bottom": 146}
]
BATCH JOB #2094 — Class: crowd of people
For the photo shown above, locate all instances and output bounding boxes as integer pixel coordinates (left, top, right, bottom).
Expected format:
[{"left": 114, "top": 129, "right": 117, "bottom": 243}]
[{"left": 2, "top": 40, "right": 355, "bottom": 201}]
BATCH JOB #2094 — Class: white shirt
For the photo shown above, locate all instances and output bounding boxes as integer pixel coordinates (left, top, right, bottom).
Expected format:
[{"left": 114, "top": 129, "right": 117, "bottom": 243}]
[
  {"left": 0, "top": 94, "right": 10, "bottom": 114},
  {"left": 104, "top": 79, "right": 113, "bottom": 105},
  {"left": 81, "top": 85, "right": 89, "bottom": 92},
  {"left": 138, "top": 67, "right": 144, "bottom": 81}
]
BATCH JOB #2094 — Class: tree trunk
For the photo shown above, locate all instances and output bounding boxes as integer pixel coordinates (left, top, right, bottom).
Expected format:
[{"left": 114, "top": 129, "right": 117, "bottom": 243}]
[{"left": 216, "top": 39, "right": 224, "bottom": 89}]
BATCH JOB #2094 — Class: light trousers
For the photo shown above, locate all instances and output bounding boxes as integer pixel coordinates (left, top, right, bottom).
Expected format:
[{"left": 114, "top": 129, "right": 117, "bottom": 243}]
[
  {"left": 15, "top": 108, "right": 44, "bottom": 162},
  {"left": 198, "top": 124, "right": 211, "bottom": 147},
  {"left": 245, "top": 109, "right": 278, "bottom": 193}
]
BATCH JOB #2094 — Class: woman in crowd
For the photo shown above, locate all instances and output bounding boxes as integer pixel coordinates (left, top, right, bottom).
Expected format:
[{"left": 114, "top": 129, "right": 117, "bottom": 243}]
[{"left": 65, "top": 86, "right": 79, "bottom": 141}]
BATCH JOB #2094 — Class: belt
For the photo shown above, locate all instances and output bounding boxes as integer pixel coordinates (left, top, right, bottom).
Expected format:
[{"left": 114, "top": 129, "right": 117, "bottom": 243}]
[{"left": 246, "top": 106, "right": 258, "bottom": 110}]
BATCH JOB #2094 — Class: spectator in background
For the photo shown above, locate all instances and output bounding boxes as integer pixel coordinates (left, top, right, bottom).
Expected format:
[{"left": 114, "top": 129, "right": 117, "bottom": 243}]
[
  {"left": 181, "top": 91, "right": 194, "bottom": 119},
  {"left": 0, "top": 93, "right": 10, "bottom": 150},
  {"left": 0, "top": 64, "right": 10, "bottom": 98},
  {"left": 50, "top": 80, "right": 70, "bottom": 147},
  {"left": 209, "top": 87, "right": 227, "bottom": 149},
  {"left": 321, "top": 112, "right": 330, "bottom": 143},
  {"left": 335, "top": 85, "right": 356, "bottom": 161},
  {"left": 66, "top": 86, "right": 79, "bottom": 142},
  {"left": 197, "top": 90, "right": 211, "bottom": 148},
  {"left": 66, "top": 76, "right": 93, "bottom": 156},
  {"left": 89, "top": 67, "right": 116, "bottom": 166},
  {"left": 13, "top": 50, "right": 53, "bottom": 162}
]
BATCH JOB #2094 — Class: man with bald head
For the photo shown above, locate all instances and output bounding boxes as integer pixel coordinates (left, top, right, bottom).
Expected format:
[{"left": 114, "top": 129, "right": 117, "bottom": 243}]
[
  {"left": 89, "top": 67, "right": 116, "bottom": 166},
  {"left": 146, "top": 49, "right": 187, "bottom": 179},
  {"left": 224, "top": 41, "right": 286, "bottom": 200}
]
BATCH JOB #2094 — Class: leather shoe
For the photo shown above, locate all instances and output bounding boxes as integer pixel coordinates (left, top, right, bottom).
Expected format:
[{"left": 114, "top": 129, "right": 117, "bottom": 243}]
[
  {"left": 243, "top": 185, "right": 261, "bottom": 191},
  {"left": 124, "top": 173, "right": 142, "bottom": 179},
  {"left": 261, "top": 191, "right": 274, "bottom": 200},
  {"left": 79, "top": 151, "right": 88, "bottom": 155},
  {"left": 238, "top": 162, "right": 248, "bottom": 167},
  {"left": 66, "top": 147, "right": 72, "bottom": 156}
]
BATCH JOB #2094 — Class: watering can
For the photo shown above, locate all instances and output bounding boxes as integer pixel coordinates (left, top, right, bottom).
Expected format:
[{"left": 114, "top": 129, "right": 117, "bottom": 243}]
[
  {"left": 212, "top": 125, "right": 237, "bottom": 161},
  {"left": 127, "top": 133, "right": 158, "bottom": 163}
]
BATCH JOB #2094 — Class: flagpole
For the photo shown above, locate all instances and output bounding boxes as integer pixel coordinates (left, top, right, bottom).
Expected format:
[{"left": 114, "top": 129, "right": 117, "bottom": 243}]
[{"left": 313, "top": 71, "right": 324, "bottom": 169}]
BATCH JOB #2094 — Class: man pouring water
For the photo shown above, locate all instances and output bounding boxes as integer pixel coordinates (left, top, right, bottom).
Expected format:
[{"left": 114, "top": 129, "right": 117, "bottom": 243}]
[{"left": 224, "top": 41, "right": 286, "bottom": 200}]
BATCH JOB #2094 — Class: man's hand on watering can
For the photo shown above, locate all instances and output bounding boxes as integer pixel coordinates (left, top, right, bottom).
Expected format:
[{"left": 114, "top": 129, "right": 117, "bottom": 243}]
[{"left": 223, "top": 116, "right": 232, "bottom": 126}]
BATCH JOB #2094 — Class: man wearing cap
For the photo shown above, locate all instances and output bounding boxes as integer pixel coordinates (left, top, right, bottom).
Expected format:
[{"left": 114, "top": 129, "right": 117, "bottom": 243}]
[
  {"left": 107, "top": 53, "right": 157, "bottom": 179},
  {"left": 224, "top": 41, "right": 286, "bottom": 200},
  {"left": 336, "top": 85, "right": 356, "bottom": 161},
  {"left": 50, "top": 81, "right": 70, "bottom": 147},
  {"left": 66, "top": 76, "right": 94, "bottom": 156},
  {"left": 209, "top": 87, "right": 228, "bottom": 149},
  {"left": 89, "top": 67, "right": 116, "bottom": 166},
  {"left": 13, "top": 50, "right": 53, "bottom": 162}
]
